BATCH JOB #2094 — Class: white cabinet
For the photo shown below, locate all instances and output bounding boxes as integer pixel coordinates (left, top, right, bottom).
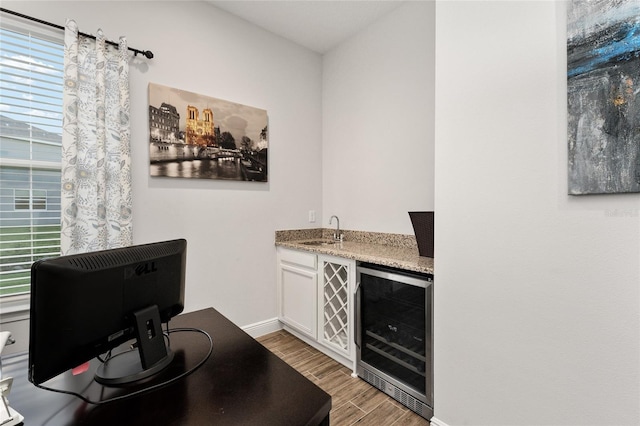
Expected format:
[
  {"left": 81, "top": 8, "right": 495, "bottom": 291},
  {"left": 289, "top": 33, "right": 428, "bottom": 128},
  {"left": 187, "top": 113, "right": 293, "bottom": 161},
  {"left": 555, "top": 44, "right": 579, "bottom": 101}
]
[
  {"left": 277, "top": 247, "right": 317, "bottom": 339},
  {"left": 276, "top": 248, "right": 356, "bottom": 369},
  {"left": 318, "top": 255, "right": 355, "bottom": 360}
]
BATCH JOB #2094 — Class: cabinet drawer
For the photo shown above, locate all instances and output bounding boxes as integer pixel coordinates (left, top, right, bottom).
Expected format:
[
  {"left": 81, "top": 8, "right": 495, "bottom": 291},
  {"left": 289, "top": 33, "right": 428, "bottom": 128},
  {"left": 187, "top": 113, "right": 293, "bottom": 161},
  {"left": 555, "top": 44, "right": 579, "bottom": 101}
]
[{"left": 278, "top": 248, "right": 317, "bottom": 269}]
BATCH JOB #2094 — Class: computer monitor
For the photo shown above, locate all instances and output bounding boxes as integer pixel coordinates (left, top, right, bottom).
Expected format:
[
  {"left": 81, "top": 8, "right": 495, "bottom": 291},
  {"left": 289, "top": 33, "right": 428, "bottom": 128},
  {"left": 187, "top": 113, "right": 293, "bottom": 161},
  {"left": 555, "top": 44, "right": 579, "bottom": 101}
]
[{"left": 28, "top": 239, "right": 187, "bottom": 387}]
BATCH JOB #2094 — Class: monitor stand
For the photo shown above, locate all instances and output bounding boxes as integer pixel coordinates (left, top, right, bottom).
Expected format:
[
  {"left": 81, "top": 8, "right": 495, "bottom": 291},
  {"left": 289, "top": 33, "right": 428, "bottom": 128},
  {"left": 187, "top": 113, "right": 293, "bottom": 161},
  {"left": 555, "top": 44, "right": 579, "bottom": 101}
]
[{"left": 95, "top": 305, "right": 174, "bottom": 386}]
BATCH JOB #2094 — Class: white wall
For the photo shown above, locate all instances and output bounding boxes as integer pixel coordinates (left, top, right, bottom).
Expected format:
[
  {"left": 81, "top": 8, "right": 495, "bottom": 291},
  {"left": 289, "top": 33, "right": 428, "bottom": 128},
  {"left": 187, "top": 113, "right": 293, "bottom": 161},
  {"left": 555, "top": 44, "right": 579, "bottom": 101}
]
[
  {"left": 322, "top": 1, "right": 435, "bottom": 235},
  {"left": 2, "top": 1, "right": 323, "bottom": 328},
  {"left": 434, "top": 2, "right": 640, "bottom": 425}
]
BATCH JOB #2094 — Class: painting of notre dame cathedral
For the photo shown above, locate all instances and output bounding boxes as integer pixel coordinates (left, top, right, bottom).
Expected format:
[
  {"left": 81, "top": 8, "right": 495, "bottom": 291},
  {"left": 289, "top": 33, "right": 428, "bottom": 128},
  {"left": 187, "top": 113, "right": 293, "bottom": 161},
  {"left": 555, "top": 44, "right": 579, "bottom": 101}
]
[{"left": 148, "top": 82, "right": 268, "bottom": 182}]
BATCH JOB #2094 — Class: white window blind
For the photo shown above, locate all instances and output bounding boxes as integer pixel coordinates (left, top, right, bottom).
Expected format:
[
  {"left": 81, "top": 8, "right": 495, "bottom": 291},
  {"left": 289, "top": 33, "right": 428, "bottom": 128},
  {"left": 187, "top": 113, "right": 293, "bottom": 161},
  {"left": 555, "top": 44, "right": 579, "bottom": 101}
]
[{"left": 0, "top": 21, "right": 64, "bottom": 298}]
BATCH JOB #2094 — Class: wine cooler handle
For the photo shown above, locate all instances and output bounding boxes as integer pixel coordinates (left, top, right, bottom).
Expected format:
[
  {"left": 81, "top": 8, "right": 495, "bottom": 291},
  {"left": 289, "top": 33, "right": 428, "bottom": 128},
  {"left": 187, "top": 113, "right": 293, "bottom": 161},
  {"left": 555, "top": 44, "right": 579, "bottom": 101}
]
[{"left": 354, "top": 280, "right": 361, "bottom": 350}]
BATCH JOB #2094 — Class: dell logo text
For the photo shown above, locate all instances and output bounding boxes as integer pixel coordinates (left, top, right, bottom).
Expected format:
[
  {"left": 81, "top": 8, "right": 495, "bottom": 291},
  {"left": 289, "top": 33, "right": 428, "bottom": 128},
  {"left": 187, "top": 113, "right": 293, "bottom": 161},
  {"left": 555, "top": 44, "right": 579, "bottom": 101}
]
[{"left": 124, "top": 262, "right": 158, "bottom": 279}]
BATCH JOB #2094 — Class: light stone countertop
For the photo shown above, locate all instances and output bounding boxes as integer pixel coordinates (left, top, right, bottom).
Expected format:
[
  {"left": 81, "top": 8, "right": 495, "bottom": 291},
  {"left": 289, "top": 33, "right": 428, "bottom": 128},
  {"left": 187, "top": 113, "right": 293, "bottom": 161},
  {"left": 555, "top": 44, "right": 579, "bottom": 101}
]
[{"left": 275, "top": 229, "right": 434, "bottom": 275}]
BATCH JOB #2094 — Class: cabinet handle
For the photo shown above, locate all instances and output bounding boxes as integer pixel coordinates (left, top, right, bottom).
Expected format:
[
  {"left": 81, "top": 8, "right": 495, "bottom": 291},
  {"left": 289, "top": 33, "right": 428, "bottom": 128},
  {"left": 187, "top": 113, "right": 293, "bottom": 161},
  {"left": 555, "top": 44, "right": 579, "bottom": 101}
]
[{"left": 354, "top": 280, "right": 361, "bottom": 350}]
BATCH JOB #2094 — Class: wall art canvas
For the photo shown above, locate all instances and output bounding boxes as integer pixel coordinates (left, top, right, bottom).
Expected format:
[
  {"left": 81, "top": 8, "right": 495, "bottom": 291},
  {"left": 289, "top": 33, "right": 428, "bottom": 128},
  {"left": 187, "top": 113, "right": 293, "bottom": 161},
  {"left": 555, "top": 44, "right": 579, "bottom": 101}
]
[
  {"left": 148, "top": 83, "right": 268, "bottom": 182},
  {"left": 567, "top": 0, "right": 640, "bottom": 194}
]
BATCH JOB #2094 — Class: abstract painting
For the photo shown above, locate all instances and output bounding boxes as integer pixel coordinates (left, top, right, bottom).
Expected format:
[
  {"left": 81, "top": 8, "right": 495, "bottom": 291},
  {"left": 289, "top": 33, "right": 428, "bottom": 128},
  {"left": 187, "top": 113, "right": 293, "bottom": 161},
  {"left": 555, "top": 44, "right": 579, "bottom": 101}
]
[
  {"left": 567, "top": 0, "right": 640, "bottom": 194},
  {"left": 148, "top": 83, "right": 268, "bottom": 182}
]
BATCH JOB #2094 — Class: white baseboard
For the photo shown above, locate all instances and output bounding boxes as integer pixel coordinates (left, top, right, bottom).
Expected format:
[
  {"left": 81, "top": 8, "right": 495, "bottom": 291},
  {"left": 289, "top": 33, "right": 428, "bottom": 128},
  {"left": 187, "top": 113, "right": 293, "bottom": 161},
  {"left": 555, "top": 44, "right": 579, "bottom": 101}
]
[
  {"left": 241, "top": 317, "right": 282, "bottom": 338},
  {"left": 430, "top": 416, "right": 450, "bottom": 426}
]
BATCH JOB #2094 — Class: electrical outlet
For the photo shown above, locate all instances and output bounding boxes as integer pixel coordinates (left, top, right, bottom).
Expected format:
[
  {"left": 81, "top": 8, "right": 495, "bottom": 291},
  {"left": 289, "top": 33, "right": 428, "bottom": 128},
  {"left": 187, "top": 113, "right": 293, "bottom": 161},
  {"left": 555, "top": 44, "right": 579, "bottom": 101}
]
[{"left": 308, "top": 210, "right": 316, "bottom": 223}]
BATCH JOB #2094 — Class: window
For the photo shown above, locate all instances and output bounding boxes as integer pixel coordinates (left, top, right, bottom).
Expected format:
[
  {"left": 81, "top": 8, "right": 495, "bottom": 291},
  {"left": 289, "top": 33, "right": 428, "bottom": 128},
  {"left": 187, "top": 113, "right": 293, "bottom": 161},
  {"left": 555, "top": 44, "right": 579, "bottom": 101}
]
[
  {"left": 14, "top": 189, "right": 47, "bottom": 210},
  {"left": 0, "top": 20, "right": 64, "bottom": 299}
]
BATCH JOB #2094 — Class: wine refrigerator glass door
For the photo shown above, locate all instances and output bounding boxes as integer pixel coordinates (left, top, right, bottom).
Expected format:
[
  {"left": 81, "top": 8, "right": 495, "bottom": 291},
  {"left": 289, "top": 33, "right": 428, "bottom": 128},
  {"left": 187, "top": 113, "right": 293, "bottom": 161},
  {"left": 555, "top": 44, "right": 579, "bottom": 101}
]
[{"left": 356, "top": 265, "right": 433, "bottom": 406}]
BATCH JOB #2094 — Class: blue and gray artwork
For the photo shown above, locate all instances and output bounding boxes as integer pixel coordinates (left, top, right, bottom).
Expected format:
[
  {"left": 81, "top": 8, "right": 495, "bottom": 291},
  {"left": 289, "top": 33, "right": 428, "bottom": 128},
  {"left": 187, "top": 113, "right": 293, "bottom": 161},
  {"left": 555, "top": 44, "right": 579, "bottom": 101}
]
[{"left": 567, "top": 0, "right": 640, "bottom": 194}]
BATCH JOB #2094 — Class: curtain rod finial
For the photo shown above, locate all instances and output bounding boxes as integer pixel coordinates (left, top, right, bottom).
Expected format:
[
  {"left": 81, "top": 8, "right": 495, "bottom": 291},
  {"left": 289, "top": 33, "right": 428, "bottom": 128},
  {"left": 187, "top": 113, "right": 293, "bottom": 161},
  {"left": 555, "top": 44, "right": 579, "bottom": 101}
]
[{"left": 133, "top": 50, "right": 153, "bottom": 59}]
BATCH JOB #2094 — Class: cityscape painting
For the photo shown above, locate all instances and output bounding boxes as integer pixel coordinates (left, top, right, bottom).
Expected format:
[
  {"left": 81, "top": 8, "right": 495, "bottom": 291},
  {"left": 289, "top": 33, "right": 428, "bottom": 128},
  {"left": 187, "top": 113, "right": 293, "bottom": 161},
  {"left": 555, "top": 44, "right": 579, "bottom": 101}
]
[
  {"left": 567, "top": 0, "right": 640, "bottom": 194},
  {"left": 148, "top": 83, "right": 268, "bottom": 182}
]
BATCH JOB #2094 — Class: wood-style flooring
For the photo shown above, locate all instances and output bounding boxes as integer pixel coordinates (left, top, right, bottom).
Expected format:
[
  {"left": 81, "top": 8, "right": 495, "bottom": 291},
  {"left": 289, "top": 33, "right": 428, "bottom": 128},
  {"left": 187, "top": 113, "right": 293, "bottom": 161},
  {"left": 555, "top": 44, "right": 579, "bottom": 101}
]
[{"left": 256, "top": 330, "right": 430, "bottom": 426}]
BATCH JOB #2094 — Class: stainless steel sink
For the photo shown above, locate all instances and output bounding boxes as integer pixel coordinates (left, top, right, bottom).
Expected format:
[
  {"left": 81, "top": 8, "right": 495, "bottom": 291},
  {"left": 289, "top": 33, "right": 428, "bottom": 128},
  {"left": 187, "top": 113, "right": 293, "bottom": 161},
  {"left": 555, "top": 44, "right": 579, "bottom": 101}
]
[{"left": 299, "top": 240, "right": 337, "bottom": 246}]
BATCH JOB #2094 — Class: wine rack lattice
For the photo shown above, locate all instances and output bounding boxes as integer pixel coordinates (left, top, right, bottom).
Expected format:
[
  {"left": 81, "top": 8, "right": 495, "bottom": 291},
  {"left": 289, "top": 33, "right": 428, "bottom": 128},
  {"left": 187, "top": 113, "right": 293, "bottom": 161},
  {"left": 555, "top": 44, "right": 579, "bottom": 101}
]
[{"left": 322, "top": 261, "right": 349, "bottom": 351}]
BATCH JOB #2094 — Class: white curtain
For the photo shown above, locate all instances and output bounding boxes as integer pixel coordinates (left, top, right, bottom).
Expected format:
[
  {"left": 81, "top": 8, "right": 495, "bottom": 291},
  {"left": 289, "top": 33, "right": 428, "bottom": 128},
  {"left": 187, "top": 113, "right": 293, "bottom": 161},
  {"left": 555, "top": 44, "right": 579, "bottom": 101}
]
[{"left": 60, "top": 20, "right": 132, "bottom": 255}]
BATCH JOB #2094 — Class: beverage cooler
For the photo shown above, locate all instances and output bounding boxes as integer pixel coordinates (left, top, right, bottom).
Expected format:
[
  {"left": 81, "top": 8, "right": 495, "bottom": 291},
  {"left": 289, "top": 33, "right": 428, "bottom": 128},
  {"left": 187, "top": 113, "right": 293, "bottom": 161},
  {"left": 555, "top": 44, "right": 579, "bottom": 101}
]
[{"left": 355, "top": 263, "right": 433, "bottom": 420}]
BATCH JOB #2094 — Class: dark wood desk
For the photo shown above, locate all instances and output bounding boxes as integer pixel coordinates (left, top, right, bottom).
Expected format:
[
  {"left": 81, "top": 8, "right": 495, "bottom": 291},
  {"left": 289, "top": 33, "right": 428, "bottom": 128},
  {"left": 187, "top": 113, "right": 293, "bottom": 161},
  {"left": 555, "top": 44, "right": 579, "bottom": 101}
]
[{"left": 4, "top": 307, "right": 331, "bottom": 425}]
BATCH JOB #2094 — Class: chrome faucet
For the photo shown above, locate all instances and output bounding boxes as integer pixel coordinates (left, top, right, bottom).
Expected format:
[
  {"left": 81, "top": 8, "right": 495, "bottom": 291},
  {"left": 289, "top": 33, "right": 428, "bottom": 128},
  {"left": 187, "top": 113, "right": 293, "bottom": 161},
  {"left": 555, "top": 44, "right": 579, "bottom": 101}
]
[{"left": 329, "top": 215, "right": 343, "bottom": 241}]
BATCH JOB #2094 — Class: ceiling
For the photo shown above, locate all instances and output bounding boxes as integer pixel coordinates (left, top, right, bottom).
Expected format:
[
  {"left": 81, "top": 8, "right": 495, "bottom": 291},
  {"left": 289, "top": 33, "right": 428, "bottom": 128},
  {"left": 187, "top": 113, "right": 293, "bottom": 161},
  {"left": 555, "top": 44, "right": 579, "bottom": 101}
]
[{"left": 206, "top": 1, "right": 406, "bottom": 54}]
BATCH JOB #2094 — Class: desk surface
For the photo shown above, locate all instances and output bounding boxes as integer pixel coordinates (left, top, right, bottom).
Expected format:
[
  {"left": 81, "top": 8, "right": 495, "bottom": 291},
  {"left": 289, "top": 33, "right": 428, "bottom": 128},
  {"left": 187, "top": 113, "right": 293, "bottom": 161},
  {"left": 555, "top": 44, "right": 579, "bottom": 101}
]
[{"left": 5, "top": 307, "right": 331, "bottom": 425}]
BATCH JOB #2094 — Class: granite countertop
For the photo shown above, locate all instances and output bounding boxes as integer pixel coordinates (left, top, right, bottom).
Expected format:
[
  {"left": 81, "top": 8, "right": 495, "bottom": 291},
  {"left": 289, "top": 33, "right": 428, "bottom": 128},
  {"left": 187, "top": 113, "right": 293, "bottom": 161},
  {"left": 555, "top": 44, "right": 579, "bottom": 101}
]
[{"left": 275, "top": 229, "right": 434, "bottom": 275}]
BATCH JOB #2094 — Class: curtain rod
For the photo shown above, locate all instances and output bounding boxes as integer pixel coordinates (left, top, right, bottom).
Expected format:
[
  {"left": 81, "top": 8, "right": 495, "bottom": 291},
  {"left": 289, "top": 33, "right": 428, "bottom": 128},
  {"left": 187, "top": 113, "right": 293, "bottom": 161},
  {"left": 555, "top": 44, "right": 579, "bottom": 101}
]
[{"left": 0, "top": 8, "right": 154, "bottom": 59}]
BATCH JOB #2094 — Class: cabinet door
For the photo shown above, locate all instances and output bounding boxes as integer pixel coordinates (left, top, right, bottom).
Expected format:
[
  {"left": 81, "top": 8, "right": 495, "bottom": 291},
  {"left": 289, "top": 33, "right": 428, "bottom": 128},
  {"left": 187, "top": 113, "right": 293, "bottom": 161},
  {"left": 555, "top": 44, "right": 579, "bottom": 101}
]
[
  {"left": 278, "top": 250, "right": 317, "bottom": 339},
  {"left": 318, "top": 256, "right": 355, "bottom": 358}
]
